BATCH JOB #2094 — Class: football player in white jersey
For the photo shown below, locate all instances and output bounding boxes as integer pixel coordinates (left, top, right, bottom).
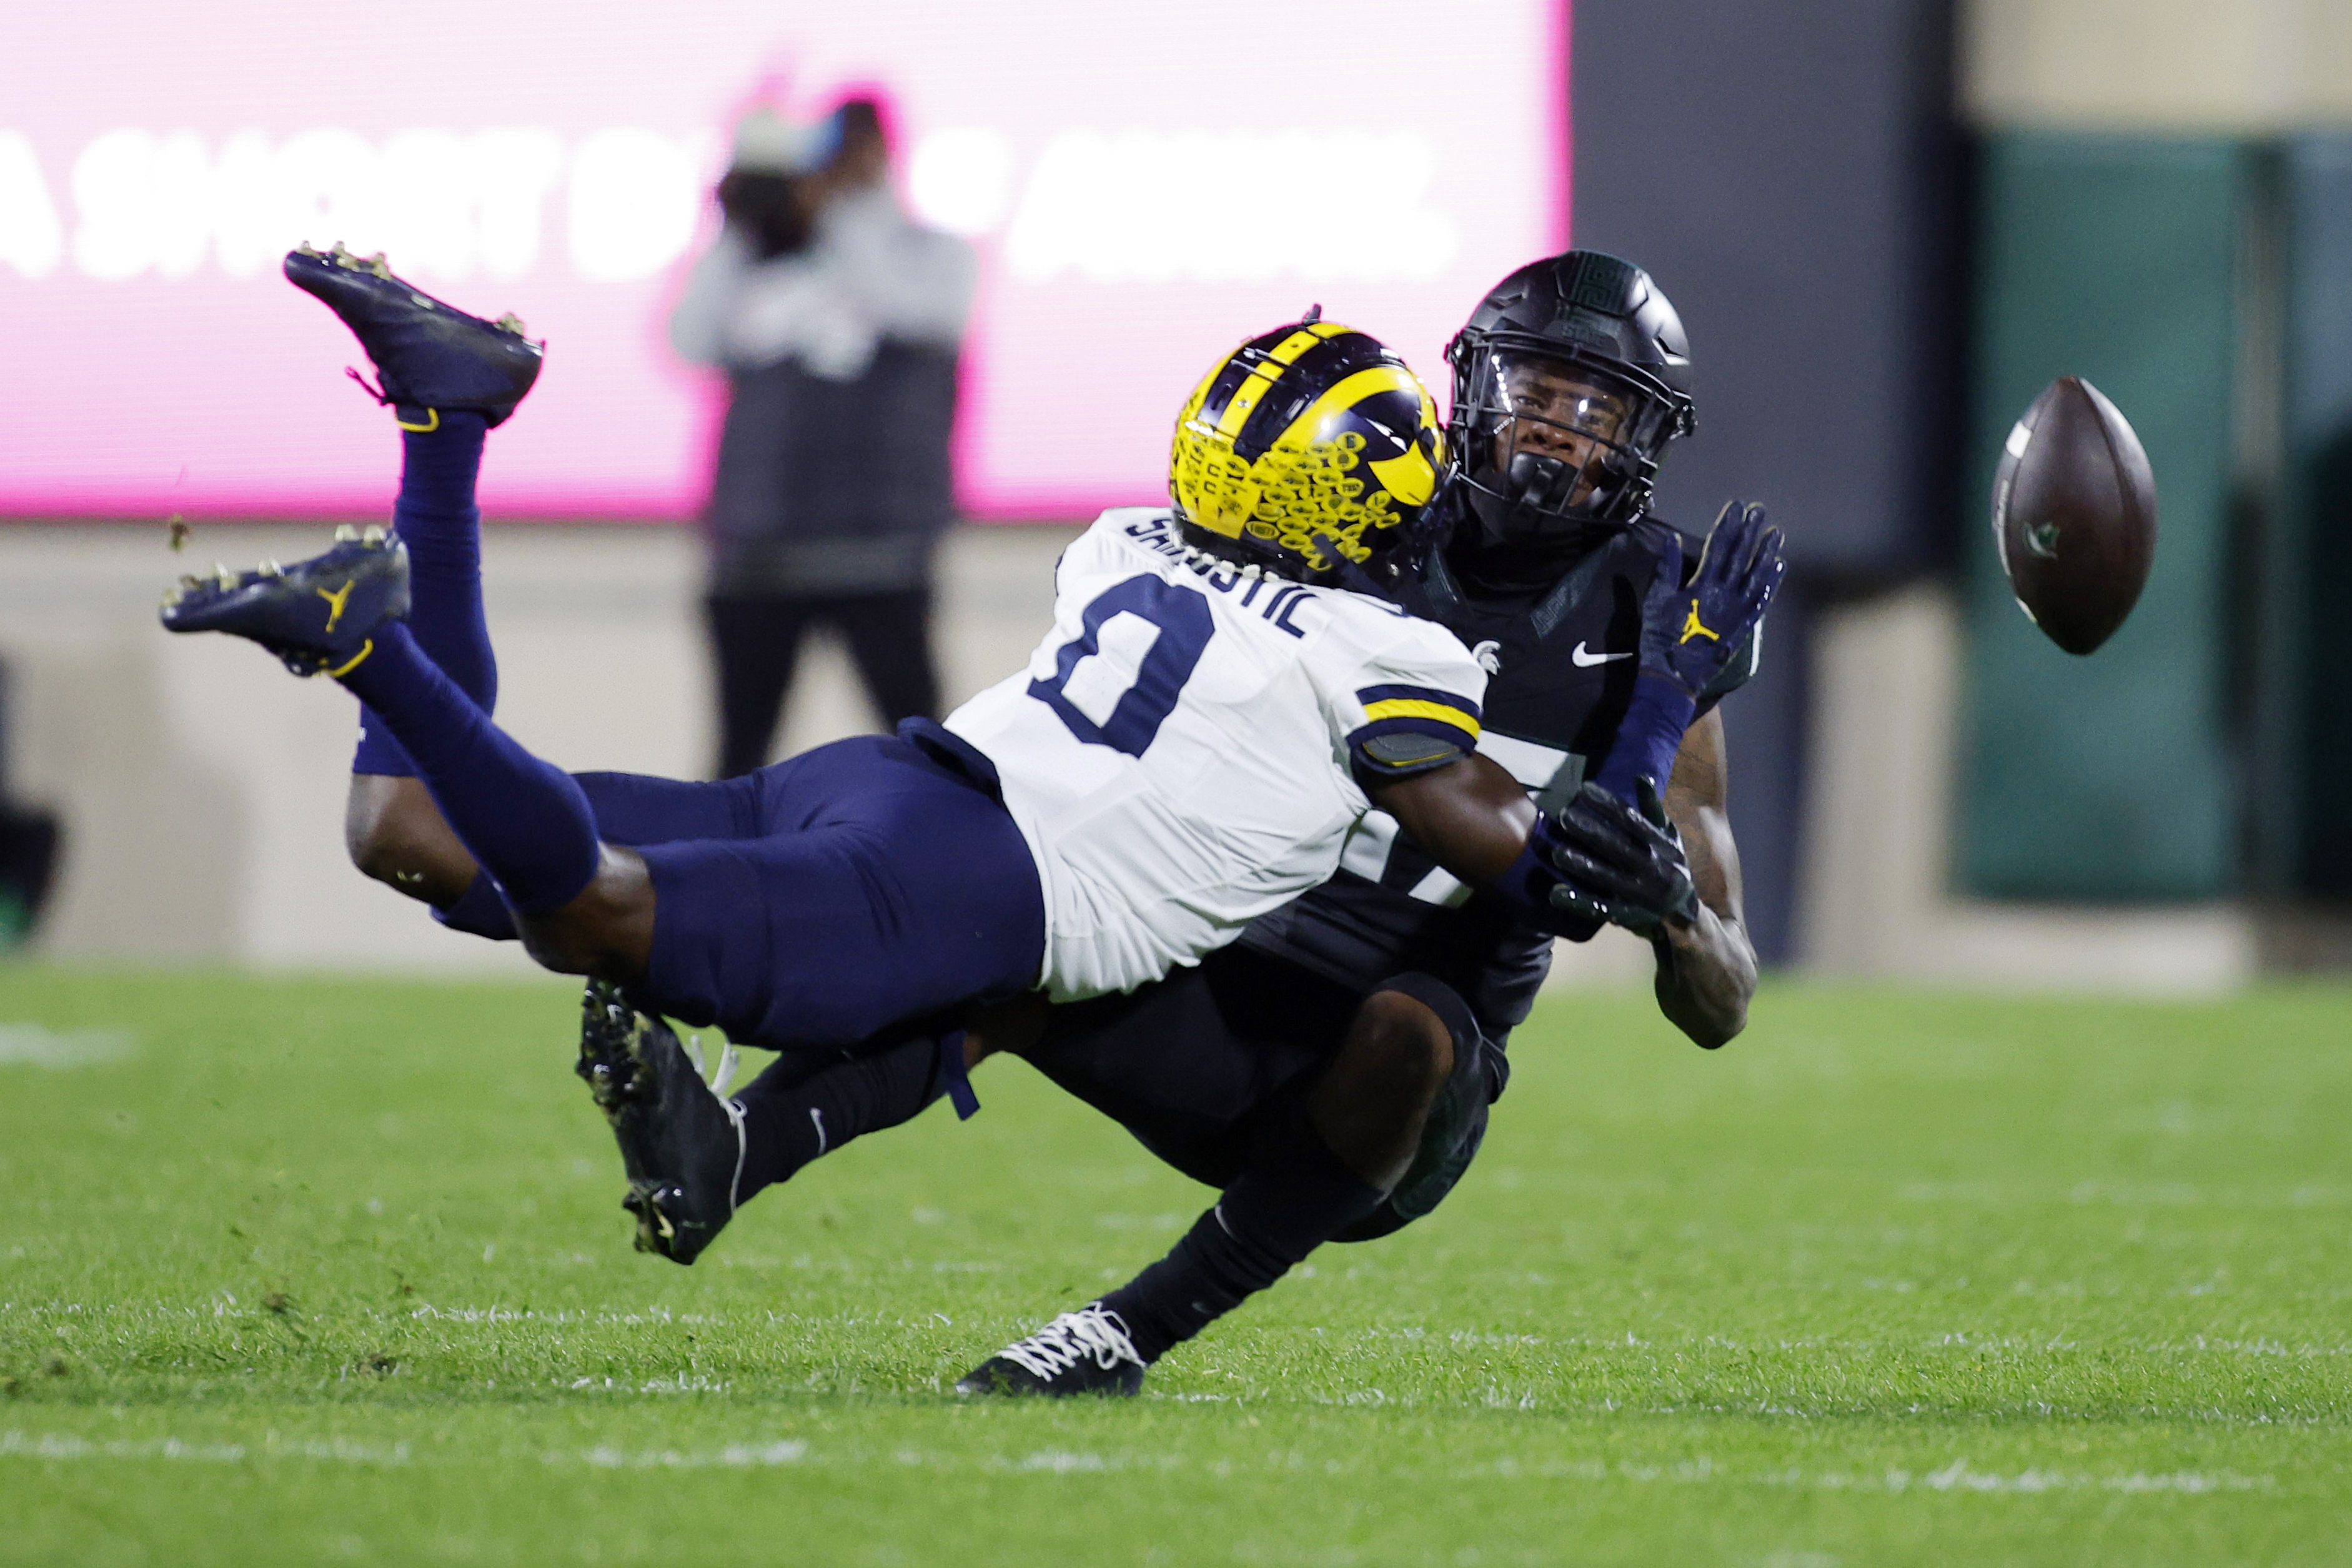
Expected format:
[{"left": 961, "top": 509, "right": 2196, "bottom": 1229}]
[
  {"left": 937, "top": 317, "right": 1497, "bottom": 1003},
  {"left": 159, "top": 265, "right": 1776, "bottom": 1247},
  {"left": 166, "top": 295, "right": 1517, "bottom": 1032}
]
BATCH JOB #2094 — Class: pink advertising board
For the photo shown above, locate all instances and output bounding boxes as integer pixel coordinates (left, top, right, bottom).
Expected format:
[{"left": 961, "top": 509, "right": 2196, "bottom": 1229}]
[{"left": 0, "top": 1, "right": 1566, "bottom": 520}]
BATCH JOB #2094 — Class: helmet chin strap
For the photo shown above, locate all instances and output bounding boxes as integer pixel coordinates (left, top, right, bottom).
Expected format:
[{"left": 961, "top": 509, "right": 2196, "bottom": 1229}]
[
  {"left": 1504, "top": 452, "right": 1582, "bottom": 516},
  {"left": 1469, "top": 457, "right": 1626, "bottom": 547}
]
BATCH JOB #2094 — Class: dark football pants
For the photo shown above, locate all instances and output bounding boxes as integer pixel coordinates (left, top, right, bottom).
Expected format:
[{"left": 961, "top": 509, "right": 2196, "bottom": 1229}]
[
  {"left": 707, "top": 588, "right": 941, "bottom": 780},
  {"left": 632, "top": 727, "right": 1043, "bottom": 1049},
  {"left": 1021, "top": 946, "right": 1504, "bottom": 1239},
  {"left": 440, "top": 723, "right": 1041, "bottom": 1051}
]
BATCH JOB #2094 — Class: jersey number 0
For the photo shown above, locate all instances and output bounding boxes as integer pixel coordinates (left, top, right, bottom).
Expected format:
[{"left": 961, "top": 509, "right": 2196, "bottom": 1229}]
[{"left": 1028, "top": 575, "right": 1216, "bottom": 758}]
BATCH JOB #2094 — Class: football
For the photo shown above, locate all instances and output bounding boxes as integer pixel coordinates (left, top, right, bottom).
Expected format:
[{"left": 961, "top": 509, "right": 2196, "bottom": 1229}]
[{"left": 1990, "top": 375, "right": 2158, "bottom": 655}]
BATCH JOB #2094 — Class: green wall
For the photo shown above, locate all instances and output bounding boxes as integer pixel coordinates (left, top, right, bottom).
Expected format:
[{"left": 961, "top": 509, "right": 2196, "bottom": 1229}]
[
  {"left": 2286, "top": 135, "right": 2352, "bottom": 896},
  {"left": 1958, "top": 134, "right": 2243, "bottom": 900}
]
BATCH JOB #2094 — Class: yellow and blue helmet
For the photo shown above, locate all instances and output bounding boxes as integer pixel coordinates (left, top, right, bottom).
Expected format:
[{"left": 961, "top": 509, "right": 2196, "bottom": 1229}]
[{"left": 1169, "top": 313, "right": 1446, "bottom": 579}]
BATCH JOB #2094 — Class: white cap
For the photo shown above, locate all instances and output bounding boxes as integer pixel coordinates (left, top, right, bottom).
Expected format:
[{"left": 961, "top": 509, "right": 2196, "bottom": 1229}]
[{"left": 730, "top": 107, "right": 835, "bottom": 175}]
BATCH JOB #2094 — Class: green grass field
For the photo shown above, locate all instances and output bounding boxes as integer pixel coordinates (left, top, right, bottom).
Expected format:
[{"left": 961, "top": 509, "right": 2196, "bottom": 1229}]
[{"left": 2, "top": 966, "right": 2348, "bottom": 1566}]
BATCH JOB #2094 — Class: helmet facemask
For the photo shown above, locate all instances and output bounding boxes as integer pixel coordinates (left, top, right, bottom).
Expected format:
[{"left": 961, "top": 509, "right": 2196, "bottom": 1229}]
[{"left": 1448, "top": 338, "right": 1691, "bottom": 550}]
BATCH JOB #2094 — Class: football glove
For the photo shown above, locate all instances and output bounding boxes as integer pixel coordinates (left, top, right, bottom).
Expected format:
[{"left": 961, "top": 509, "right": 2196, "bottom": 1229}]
[
  {"left": 1536, "top": 778, "right": 1700, "bottom": 936},
  {"left": 1640, "top": 500, "right": 1786, "bottom": 700}
]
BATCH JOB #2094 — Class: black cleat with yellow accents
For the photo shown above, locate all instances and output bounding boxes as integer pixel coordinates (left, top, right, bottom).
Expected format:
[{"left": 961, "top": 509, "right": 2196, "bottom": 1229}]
[
  {"left": 158, "top": 528, "right": 409, "bottom": 678},
  {"left": 284, "top": 242, "right": 543, "bottom": 429},
  {"left": 574, "top": 980, "right": 747, "bottom": 1266}
]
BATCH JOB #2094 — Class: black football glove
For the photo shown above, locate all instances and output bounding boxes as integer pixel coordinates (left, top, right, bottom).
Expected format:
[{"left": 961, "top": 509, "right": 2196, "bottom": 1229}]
[
  {"left": 1537, "top": 778, "right": 1700, "bottom": 936},
  {"left": 1639, "top": 500, "right": 1787, "bottom": 699}
]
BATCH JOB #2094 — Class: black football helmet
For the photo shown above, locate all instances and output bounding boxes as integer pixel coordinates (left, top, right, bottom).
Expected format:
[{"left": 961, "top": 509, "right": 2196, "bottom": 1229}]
[{"left": 1444, "top": 251, "right": 1695, "bottom": 548}]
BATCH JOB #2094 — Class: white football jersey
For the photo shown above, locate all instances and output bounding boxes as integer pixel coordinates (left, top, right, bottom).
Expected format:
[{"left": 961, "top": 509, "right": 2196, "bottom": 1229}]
[{"left": 945, "top": 509, "right": 1487, "bottom": 1001}]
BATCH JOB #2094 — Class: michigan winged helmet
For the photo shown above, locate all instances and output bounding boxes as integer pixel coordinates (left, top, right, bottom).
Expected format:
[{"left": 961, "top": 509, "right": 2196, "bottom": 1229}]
[{"left": 1169, "top": 315, "right": 1446, "bottom": 578}]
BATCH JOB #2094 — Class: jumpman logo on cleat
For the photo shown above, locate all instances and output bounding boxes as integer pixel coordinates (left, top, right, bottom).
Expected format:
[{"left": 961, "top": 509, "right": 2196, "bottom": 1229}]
[
  {"left": 1678, "top": 598, "right": 1720, "bottom": 645},
  {"left": 316, "top": 580, "right": 355, "bottom": 632}
]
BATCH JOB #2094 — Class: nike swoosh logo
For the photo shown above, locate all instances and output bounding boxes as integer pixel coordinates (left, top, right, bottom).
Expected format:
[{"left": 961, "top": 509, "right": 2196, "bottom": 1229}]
[{"left": 1570, "top": 642, "right": 1632, "bottom": 667}]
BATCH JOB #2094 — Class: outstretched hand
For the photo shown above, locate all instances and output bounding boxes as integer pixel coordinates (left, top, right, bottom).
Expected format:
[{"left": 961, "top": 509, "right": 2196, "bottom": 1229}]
[{"left": 1639, "top": 500, "right": 1786, "bottom": 699}]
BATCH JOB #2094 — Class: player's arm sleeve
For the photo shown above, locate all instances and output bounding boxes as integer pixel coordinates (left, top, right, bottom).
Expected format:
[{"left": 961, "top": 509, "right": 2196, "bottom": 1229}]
[{"left": 1333, "top": 635, "right": 1488, "bottom": 789}]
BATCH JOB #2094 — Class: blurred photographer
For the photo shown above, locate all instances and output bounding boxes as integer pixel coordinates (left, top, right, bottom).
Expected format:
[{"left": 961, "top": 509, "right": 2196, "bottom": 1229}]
[{"left": 669, "top": 99, "right": 977, "bottom": 778}]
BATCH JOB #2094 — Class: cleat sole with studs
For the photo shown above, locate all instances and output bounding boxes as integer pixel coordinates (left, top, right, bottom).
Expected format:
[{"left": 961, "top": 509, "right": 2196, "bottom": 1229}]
[
  {"left": 571, "top": 979, "right": 738, "bottom": 1268},
  {"left": 157, "top": 532, "right": 409, "bottom": 677}
]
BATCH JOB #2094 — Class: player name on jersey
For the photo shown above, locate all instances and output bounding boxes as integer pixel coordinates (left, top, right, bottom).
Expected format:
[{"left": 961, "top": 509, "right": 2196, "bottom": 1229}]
[{"left": 945, "top": 509, "right": 1487, "bottom": 1003}]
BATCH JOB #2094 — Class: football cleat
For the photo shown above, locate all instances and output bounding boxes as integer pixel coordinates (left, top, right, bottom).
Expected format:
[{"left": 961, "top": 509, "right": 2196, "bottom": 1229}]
[
  {"left": 955, "top": 1304, "right": 1148, "bottom": 1398},
  {"left": 158, "top": 533, "right": 409, "bottom": 677},
  {"left": 285, "top": 243, "right": 544, "bottom": 428},
  {"left": 573, "top": 980, "right": 747, "bottom": 1266}
]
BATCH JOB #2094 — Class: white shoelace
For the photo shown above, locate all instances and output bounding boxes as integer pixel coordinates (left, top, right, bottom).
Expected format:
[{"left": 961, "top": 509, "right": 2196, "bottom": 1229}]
[
  {"left": 683, "top": 1033, "right": 747, "bottom": 1216},
  {"left": 996, "top": 1304, "right": 1145, "bottom": 1381},
  {"left": 682, "top": 1034, "right": 741, "bottom": 1098},
  {"left": 716, "top": 1095, "right": 747, "bottom": 1217}
]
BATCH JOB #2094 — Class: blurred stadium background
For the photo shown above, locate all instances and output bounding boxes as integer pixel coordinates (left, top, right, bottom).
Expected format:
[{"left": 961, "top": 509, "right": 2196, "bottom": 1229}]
[{"left": 1, "top": 0, "right": 2348, "bottom": 992}]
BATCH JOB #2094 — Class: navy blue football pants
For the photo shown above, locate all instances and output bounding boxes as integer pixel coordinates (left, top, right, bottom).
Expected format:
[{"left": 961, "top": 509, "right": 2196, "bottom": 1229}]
[{"left": 434, "top": 723, "right": 1045, "bottom": 1050}]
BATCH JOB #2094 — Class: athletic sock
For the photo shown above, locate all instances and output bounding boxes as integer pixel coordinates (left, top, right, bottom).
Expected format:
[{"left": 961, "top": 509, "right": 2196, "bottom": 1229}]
[
  {"left": 732, "top": 1035, "right": 949, "bottom": 1201},
  {"left": 335, "top": 623, "right": 598, "bottom": 913},
  {"left": 1098, "top": 1118, "right": 1384, "bottom": 1364},
  {"left": 355, "top": 410, "right": 496, "bottom": 775}
]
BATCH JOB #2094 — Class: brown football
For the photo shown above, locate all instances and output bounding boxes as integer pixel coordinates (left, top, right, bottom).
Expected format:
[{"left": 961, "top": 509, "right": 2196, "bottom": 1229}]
[{"left": 1990, "top": 376, "right": 2157, "bottom": 655}]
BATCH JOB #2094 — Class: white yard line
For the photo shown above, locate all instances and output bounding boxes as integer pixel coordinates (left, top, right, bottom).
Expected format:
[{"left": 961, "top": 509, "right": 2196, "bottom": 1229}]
[
  {"left": 0, "top": 1025, "right": 134, "bottom": 1067},
  {"left": 0, "top": 1431, "right": 408, "bottom": 1466},
  {"left": 0, "top": 1426, "right": 2284, "bottom": 1497}
]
